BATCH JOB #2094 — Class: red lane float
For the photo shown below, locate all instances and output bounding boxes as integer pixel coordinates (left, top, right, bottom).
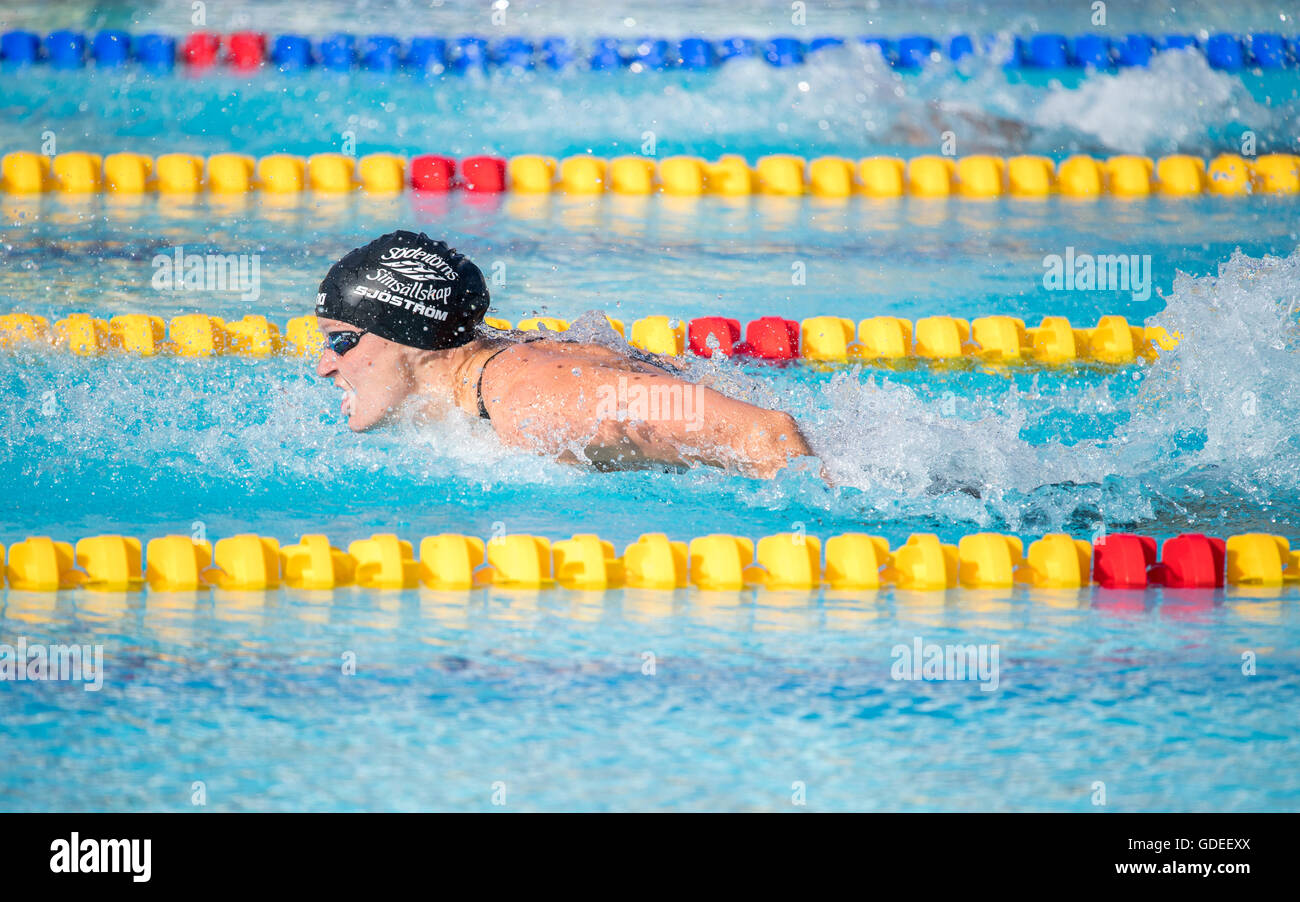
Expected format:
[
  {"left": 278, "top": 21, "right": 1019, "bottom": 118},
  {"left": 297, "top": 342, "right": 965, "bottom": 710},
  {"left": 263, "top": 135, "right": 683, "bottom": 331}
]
[
  {"left": 1093, "top": 534, "right": 1157, "bottom": 588},
  {"left": 684, "top": 316, "right": 804, "bottom": 360},
  {"left": 1150, "top": 534, "right": 1226, "bottom": 588},
  {"left": 1093, "top": 532, "right": 1227, "bottom": 589},
  {"left": 736, "top": 316, "right": 799, "bottom": 360},
  {"left": 227, "top": 32, "right": 267, "bottom": 69},
  {"left": 460, "top": 155, "right": 506, "bottom": 192},
  {"left": 182, "top": 32, "right": 221, "bottom": 67},
  {"left": 410, "top": 154, "right": 456, "bottom": 191},
  {"left": 688, "top": 317, "right": 741, "bottom": 357}
]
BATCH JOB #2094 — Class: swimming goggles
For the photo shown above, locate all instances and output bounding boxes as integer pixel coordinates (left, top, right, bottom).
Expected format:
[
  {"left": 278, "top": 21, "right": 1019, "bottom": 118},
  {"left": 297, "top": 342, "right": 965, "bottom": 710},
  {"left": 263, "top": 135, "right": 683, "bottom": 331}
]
[{"left": 325, "top": 330, "right": 368, "bottom": 355}]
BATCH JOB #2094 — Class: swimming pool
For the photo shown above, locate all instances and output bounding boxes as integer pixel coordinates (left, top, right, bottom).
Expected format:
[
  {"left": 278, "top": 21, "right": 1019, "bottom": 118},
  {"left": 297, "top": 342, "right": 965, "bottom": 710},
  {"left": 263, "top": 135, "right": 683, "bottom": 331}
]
[{"left": 2, "top": 0, "right": 1299, "bottom": 812}]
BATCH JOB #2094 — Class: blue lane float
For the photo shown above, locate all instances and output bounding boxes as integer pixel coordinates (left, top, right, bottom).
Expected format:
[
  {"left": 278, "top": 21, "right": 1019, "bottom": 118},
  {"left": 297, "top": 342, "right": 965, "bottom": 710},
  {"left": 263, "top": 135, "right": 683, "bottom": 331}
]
[
  {"left": 541, "top": 36, "right": 572, "bottom": 70},
  {"left": 452, "top": 35, "right": 489, "bottom": 73},
  {"left": 589, "top": 36, "right": 621, "bottom": 70},
  {"left": 1114, "top": 33, "right": 1155, "bottom": 67},
  {"left": 46, "top": 30, "right": 86, "bottom": 68},
  {"left": 317, "top": 33, "right": 355, "bottom": 71},
  {"left": 92, "top": 31, "right": 131, "bottom": 66},
  {"left": 271, "top": 34, "right": 312, "bottom": 70},
  {"left": 807, "top": 36, "right": 845, "bottom": 53},
  {"left": 948, "top": 34, "right": 975, "bottom": 61},
  {"left": 406, "top": 36, "right": 448, "bottom": 72},
  {"left": 718, "top": 37, "right": 757, "bottom": 60},
  {"left": 134, "top": 34, "right": 175, "bottom": 72},
  {"left": 1024, "top": 34, "right": 1068, "bottom": 68},
  {"left": 3, "top": 30, "right": 1298, "bottom": 72},
  {"left": 678, "top": 37, "right": 716, "bottom": 70},
  {"left": 1206, "top": 33, "right": 1244, "bottom": 70},
  {"left": 764, "top": 36, "right": 803, "bottom": 67},
  {"left": 1250, "top": 33, "right": 1286, "bottom": 68},
  {"left": 859, "top": 36, "right": 897, "bottom": 66},
  {"left": 493, "top": 36, "right": 534, "bottom": 69},
  {"left": 361, "top": 34, "right": 401, "bottom": 72},
  {"left": 1, "top": 30, "right": 40, "bottom": 65},
  {"left": 1070, "top": 34, "right": 1110, "bottom": 68},
  {"left": 635, "top": 38, "right": 673, "bottom": 70},
  {"left": 896, "top": 35, "right": 937, "bottom": 68}
]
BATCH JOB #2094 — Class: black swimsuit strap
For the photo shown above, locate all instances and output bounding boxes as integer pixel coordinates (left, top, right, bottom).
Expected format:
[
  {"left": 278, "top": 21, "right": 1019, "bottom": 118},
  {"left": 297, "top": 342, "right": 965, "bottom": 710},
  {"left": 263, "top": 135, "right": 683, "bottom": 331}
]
[
  {"left": 475, "top": 338, "right": 682, "bottom": 421},
  {"left": 626, "top": 346, "right": 682, "bottom": 375},
  {"left": 476, "top": 344, "right": 517, "bottom": 419}
]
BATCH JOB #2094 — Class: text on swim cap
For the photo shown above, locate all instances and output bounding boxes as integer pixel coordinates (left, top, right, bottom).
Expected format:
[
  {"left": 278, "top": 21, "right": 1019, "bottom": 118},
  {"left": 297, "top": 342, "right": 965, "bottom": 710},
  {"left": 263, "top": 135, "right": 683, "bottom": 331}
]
[
  {"left": 363, "top": 266, "right": 456, "bottom": 304},
  {"left": 379, "top": 245, "right": 460, "bottom": 282},
  {"left": 352, "top": 284, "right": 450, "bottom": 319}
]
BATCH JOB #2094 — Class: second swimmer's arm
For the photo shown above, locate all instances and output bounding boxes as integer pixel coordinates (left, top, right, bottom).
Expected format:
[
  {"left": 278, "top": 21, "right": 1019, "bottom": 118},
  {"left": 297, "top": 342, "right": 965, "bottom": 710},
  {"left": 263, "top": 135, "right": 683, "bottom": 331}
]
[{"left": 482, "top": 359, "right": 814, "bottom": 478}]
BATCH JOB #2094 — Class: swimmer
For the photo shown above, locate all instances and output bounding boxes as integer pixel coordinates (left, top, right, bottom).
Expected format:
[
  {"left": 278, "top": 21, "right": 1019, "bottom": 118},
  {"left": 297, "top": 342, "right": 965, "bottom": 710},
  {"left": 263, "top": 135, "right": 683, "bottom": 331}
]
[{"left": 315, "top": 230, "right": 816, "bottom": 479}]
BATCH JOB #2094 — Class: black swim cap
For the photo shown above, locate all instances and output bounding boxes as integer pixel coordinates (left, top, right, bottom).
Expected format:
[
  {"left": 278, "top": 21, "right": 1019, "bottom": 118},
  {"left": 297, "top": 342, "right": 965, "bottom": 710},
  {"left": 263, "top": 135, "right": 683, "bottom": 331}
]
[{"left": 315, "top": 230, "right": 490, "bottom": 351}]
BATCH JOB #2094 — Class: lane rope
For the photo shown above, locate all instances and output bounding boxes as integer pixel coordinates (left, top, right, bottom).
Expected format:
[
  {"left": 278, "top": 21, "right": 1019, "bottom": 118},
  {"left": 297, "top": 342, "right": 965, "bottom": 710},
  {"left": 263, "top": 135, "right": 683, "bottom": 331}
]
[
  {"left": 2, "top": 151, "right": 1297, "bottom": 197},
  {"left": 0, "top": 312, "right": 1180, "bottom": 365},
  {"left": 3, "top": 30, "right": 1295, "bottom": 73},
  {"left": 2, "top": 531, "right": 1295, "bottom": 592}
]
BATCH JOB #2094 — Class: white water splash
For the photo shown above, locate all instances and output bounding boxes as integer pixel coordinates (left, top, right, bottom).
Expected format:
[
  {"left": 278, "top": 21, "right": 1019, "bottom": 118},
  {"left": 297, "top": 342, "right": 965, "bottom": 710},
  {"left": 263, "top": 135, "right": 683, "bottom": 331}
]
[
  {"left": 785, "top": 246, "right": 1300, "bottom": 529},
  {"left": 1032, "top": 50, "right": 1271, "bottom": 154},
  {"left": 1126, "top": 247, "right": 1300, "bottom": 472}
]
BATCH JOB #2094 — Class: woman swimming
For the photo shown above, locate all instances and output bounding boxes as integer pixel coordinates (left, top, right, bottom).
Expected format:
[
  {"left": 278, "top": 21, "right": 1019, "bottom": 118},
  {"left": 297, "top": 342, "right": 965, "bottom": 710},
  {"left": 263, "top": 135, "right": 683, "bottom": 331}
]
[{"left": 314, "top": 230, "right": 815, "bottom": 479}]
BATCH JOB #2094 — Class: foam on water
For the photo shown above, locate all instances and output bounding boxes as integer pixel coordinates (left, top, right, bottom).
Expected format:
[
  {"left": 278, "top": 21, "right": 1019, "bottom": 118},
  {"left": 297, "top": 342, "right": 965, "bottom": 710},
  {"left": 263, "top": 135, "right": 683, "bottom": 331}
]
[
  {"left": 1031, "top": 50, "right": 1275, "bottom": 154},
  {"left": 1129, "top": 247, "right": 1300, "bottom": 479},
  {"left": 790, "top": 247, "right": 1300, "bottom": 528}
]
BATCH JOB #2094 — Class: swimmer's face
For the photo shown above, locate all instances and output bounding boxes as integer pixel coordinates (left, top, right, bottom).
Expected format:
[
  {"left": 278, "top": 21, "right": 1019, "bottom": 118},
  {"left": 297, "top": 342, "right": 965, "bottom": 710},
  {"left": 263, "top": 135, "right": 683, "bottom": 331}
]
[{"left": 315, "top": 317, "right": 421, "bottom": 432}]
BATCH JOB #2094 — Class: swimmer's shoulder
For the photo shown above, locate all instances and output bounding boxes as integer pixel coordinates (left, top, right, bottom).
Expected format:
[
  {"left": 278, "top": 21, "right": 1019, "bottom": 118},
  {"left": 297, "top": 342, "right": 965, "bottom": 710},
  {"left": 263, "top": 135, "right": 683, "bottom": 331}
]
[
  {"left": 476, "top": 340, "right": 570, "bottom": 389},
  {"left": 537, "top": 339, "right": 679, "bottom": 373},
  {"left": 484, "top": 338, "right": 678, "bottom": 379},
  {"left": 493, "top": 339, "right": 612, "bottom": 365}
]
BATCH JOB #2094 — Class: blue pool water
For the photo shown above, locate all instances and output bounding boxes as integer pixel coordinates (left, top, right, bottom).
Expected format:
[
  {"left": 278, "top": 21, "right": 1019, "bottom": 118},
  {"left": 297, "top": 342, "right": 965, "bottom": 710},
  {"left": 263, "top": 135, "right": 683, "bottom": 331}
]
[
  {"left": 2, "top": 0, "right": 1299, "bottom": 811},
  {"left": 3, "top": 582, "right": 1298, "bottom": 811}
]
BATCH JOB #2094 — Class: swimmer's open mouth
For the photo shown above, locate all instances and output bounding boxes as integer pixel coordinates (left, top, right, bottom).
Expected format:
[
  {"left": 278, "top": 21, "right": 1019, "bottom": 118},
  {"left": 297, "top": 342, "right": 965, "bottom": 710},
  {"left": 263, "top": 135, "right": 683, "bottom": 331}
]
[{"left": 334, "top": 378, "right": 357, "bottom": 417}]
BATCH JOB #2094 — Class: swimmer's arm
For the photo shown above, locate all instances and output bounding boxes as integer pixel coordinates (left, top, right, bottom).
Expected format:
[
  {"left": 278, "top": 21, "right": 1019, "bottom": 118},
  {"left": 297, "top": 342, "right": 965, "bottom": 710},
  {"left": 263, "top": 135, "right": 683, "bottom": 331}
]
[{"left": 484, "top": 361, "right": 814, "bottom": 478}]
